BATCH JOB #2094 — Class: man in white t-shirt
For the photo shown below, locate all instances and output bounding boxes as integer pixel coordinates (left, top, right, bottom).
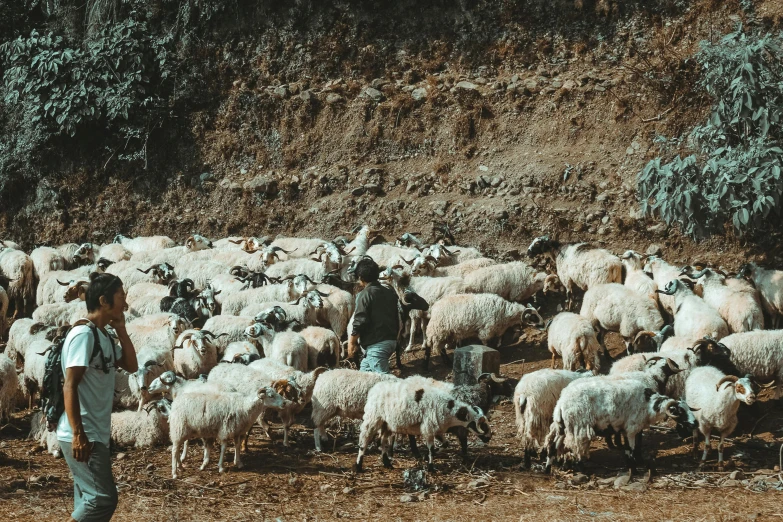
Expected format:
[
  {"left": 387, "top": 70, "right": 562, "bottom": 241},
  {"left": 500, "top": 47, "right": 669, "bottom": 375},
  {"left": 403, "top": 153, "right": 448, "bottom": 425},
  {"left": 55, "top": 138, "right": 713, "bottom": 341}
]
[{"left": 57, "top": 272, "right": 138, "bottom": 522}]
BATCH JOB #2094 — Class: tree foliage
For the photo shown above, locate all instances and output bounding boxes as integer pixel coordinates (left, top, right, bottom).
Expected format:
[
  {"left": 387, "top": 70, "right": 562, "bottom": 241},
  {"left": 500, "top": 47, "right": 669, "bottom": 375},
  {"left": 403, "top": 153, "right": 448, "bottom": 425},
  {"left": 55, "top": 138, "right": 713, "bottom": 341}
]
[{"left": 638, "top": 27, "right": 783, "bottom": 239}]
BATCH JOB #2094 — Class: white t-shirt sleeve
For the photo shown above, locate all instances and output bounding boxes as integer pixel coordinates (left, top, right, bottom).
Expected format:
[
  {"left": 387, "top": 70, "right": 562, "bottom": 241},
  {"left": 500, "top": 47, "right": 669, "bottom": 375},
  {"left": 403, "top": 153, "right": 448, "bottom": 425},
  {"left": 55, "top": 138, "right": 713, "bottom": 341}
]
[{"left": 63, "top": 331, "right": 93, "bottom": 369}]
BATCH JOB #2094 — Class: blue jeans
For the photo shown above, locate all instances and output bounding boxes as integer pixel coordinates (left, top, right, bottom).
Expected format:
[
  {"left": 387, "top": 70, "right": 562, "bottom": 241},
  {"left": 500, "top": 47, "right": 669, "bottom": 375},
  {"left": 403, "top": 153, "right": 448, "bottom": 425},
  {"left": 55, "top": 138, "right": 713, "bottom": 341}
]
[{"left": 360, "top": 339, "right": 397, "bottom": 373}]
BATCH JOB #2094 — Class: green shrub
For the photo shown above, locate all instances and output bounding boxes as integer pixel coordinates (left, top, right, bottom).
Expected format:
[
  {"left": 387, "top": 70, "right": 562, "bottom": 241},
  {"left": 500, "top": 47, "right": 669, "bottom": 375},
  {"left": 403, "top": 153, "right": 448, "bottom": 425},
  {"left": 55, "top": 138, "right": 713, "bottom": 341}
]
[{"left": 638, "top": 27, "right": 783, "bottom": 239}]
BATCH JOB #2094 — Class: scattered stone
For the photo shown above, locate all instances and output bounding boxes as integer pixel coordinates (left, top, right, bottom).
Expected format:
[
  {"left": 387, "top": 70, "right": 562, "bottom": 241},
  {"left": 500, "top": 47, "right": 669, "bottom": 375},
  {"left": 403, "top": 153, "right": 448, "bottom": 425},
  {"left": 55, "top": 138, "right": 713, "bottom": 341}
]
[
  {"left": 490, "top": 176, "right": 503, "bottom": 187},
  {"left": 454, "top": 346, "right": 500, "bottom": 386},
  {"left": 229, "top": 182, "right": 242, "bottom": 193},
  {"left": 364, "top": 183, "right": 383, "bottom": 195},
  {"left": 721, "top": 479, "right": 740, "bottom": 488},
  {"left": 363, "top": 87, "right": 384, "bottom": 102},
  {"left": 400, "top": 494, "right": 418, "bottom": 503},
  {"left": 626, "top": 146, "right": 636, "bottom": 155},
  {"left": 325, "top": 93, "right": 344, "bottom": 105},
  {"left": 320, "top": 484, "right": 334, "bottom": 492},
  {"left": 406, "top": 181, "right": 418, "bottom": 193},
  {"left": 570, "top": 473, "right": 590, "bottom": 486},
  {"left": 351, "top": 187, "right": 366, "bottom": 197},
  {"left": 554, "top": 482, "right": 568, "bottom": 490},
  {"left": 596, "top": 192, "right": 610, "bottom": 203},
  {"left": 116, "top": 453, "right": 127, "bottom": 461},
  {"left": 621, "top": 482, "right": 647, "bottom": 493},
  {"left": 494, "top": 209, "right": 509, "bottom": 221},
  {"left": 342, "top": 487, "right": 355, "bottom": 494},
  {"left": 456, "top": 81, "right": 478, "bottom": 90},
  {"left": 274, "top": 85, "right": 289, "bottom": 98},
  {"left": 597, "top": 227, "right": 607, "bottom": 235},
  {"left": 411, "top": 88, "right": 428, "bottom": 101},
  {"left": 28, "top": 475, "right": 42, "bottom": 484},
  {"left": 244, "top": 175, "right": 277, "bottom": 195},
  {"left": 729, "top": 470, "right": 745, "bottom": 480},
  {"left": 601, "top": 215, "right": 610, "bottom": 225},
  {"left": 614, "top": 474, "right": 631, "bottom": 489},
  {"left": 562, "top": 80, "right": 577, "bottom": 91},
  {"left": 597, "top": 477, "right": 616, "bottom": 486},
  {"left": 299, "top": 90, "right": 314, "bottom": 102},
  {"left": 693, "top": 479, "right": 709, "bottom": 486},
  {"left": 647, "top": 223, "right": 667, "bottom": 235},
  {"left": 200, "top": 172, "right": 214, "bottom": 183},
  {"left": 479, "top": 165, "right": 489, "bottom": 172},
  {"left": 468, "top": 478, "right": 490, "bottom": 489},
  {"left": 646, "top": 244, "right": 663, "bottom": 256}
]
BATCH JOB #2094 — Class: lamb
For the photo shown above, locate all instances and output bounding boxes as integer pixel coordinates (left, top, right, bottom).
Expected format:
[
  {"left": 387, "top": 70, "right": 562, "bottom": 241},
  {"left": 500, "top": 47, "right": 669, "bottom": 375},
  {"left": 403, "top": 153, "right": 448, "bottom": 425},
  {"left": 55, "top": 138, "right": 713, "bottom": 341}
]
[
  {"left": 172, "top": 330, "right": 218, "bottom": 379},
  {"left": 354, "top": 376, "right": 491, "bottom": 472},
  {"left": 0, "top": 247, "right": 35, "bottom": 317},
  {"left": 514, "top": 369, "right": 593, "bottom": 468},
  {"left": 0, "top": 353, "right": 19, "bottom": 422},
  {"left": 244, "top": 323, "right": 309, "bottom": 371},
  {"left": 684, "top": 268, "right": 764, "bottom": 333},
  {"left": 546, "top": 312, "right": 603, "bottom": 371},
  {"left": 643, "top": 256, "right": 682, "bottom": 317},
  {"left": 463, "top": 262, "right": 554, "bottom": 303},
  {"left": 738, "top": 263, "right": 783, "bottom": 328},
  {"left": 169, "top": 386, "right": 288, "bottom": 478},
  {"left": 526, "top": 236, "right": 622, "bottom": 309},
  {"left": 113, "top": 234, "right": 176, "bottom": 254},
  {"left": 580, "top": 283, "right": 664, "bottom": 348},
  {"left": 424, "top": 293, "right": 544, "bottom": 369},
  {"left": 218, "top": 359, "right": 327, "bottom": 446},
  {"left": 685, "top": 368, "right": 760, "bottom": 469},
  {"left": 656, "top": 279, "right": 729, "bottom": 342},
  {"left": 719, "top": 330, "right": 783, "bottom": 399},
  {"left": 29, "top": 411, "right": 62, "bottom": 458},
  {"left": 311, "top": 242, "right": 350, "bottom": 274},
  {"left": 299, "top": 326, "right": 341, "bottom": 369},
  {"left": 71, "top": 242, "right": 101, "bottom": 266},
  {"left": 310, "top": 369, "right": 399, "bottom": 452},
  {"left": 395, "top": 232, "right": 426, "bottom": 250},
  {"left": 110, "top": 399, "right": 172, "bottom": 449},
  {"left": 30, "top": 246, "right": 68, "bottom": 280},
  {"left": 620, "top": 251, "right": 658, "bottom": 301},
  {"left": 215, "top": 236, "right": 271, "bottom": 251},
  {"left": 220, "top": 341, "right": 261, "bottom": 365}
]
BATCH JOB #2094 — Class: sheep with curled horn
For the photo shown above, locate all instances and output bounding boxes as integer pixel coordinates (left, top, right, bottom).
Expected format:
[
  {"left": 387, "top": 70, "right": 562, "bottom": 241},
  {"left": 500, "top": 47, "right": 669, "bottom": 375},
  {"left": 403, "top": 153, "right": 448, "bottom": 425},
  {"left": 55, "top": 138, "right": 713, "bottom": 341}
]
[
  {"left": 172, "top": 329, "right": 220, "bottom": 379},
  {"left": 680, "top": 266, "right": 764, "bottom": 333},
  {"left": 395, "top": 232, "right": 425, "bottom": 250},
  {"left": 135, "top": 263, "right": 176, "bottom": 285}
]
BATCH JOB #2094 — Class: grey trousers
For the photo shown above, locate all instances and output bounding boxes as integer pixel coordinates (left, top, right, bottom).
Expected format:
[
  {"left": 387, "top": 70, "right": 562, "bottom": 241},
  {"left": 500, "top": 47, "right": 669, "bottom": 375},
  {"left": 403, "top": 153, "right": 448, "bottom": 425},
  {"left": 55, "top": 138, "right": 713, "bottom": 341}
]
[
  {"left": 360, "top": 339, "right": 397, "bottom": 373},
  {"left": 60, "top": 440, "right": 118, "bottom": 522}
]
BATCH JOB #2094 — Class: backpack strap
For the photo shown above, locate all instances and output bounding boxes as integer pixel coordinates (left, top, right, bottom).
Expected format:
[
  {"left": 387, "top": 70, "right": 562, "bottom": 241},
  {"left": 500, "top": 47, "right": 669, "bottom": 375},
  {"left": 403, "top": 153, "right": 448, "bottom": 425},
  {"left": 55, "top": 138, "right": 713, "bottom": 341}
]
[{"left": 73, "top": 319, "right": 114, "bottom": 369}]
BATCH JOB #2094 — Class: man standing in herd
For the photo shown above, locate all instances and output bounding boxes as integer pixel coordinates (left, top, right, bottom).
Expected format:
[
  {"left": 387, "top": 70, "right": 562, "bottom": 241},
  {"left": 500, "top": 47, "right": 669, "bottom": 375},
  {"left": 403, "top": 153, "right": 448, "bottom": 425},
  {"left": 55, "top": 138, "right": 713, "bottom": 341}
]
[
  {"left": 57, "top": 273, "right": 138, "bottom": 522},
  {"left": 347, "top": 257, "right": 400, "bottom": 373}
]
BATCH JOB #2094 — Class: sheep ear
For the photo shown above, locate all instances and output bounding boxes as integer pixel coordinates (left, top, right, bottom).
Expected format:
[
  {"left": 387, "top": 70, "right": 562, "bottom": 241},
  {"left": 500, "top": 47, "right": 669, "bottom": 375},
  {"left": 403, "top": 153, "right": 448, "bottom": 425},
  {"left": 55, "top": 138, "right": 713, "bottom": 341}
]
[
  {"left": 643, "top": 388, "right": 654, "bottom": 402},
  {"left": 455, "top": 406, "right": 469, "bottom": 422}
]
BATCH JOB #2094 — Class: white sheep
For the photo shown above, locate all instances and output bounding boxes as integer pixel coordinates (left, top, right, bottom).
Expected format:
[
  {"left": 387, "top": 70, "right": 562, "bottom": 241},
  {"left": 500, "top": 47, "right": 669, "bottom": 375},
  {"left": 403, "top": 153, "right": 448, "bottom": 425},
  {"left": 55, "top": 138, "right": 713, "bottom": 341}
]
[
  {"left": 643, "top": 255, "right": 682, "bottom": 317},
  {"left": 219, "top": 284, "right": 291, "bottom": 316},
  {"left": 364, "top": 243, "right": 421, "bottom": 267},
  {"left": 32, "top": 301, "right": 87, "bottom": 327},
  {"left": 5, "top": 319, "right": 40, "bottom": 362},
  {"left": 169, "top": 386, "right": 288, "bottom": 478},
  {"left": 244, "top": 323, "right": 309, "bottom": 371},
  {"left": 546, "top": 312, "right": 603, "bottom": 371},
  {"left": 514, "top": 368, "right": 592, "bottom": 468},
  {"left": 685, "top": 268, "right": 764, "bottom": 333},
  {"left": 527, "top": 236, "right": 622, "bottom": 309},
  {"left": 172, "top": 330, "right": 218, "bottom": 379},
  {"left": 739, "top": 263, "right": 783, "bottom": 328},
  {"left": 424, "top": 293, "right": 544, "bottom": 369},
  {"left": 125, "top": 282, "right": 170, "bottom": 316},
  {"left": 310, "top": 369, "right": 399, "bottom": 451},
  {"left": 354, "top": 376, "right": 491, "bottom": 472},
  {"left": 720, "top": 330, "right": 783, "bottom": 399},
  {"left": 0, "top": 286, "right": 7, "bottom": 340},
  {"left": 270, "top": 236, "right": 326, "bottom": 259},
  {"left": 111, "top": 399, "right": 171, "bottom": 449},
  {"left": 22, "top": 338, "right": 52, "bottom": 408},
  {"left": 98, "top": 243, "right": 132, "bottom": 263},
  {"left": 113, "top": 234, "right": 176, "bottom": 254},
  {"left": 29, "top": 411, "right": 62, "bottom": 458},
  {"left": 0, "top": 354, "right": 19, "bottom": 422},
  {"left": 0, "top": 247, "right": 35, "bottom": 317},
  {"left": 220, "top": 341, "right": 260, "bottom": 364},
  {"left": 36, "top": 266, "right": 92, "bottom": 305},
  {"left": 656, "top": 279, "right": 729, "bottom": 342},
  {"left": 240, "top": 290, "right": 325, "bottom": 328},
  {"left": 264, "top": 259, "right": 325, "bottom": 281},
  {"left": 130, "top": 346, "right": 175, "bottom": 410},
  {"left": 620, "top": 251, "right": 658, "bottom": 302},
  {"left": 287, "top": 276, "right": 355, "bottom": 338},
  {"left": 580, "top": 283, "right": 664, "bottom": 347},
  {"left": 410, "top": 256, "right": 496, "bottom": 278},
  {"left": 685, "top": 368, "right": 758, "bottom": 468},
  {"left": 463, "top": 262, "right": 552, "bottom": 302},
  {"left": 30, "top": 246, "right": 68, "bottom": 280},
  {"left": 106, "top": 260, "right": 176, "bottom": 287},
  {"left": 201, "top": 315, "right": 255, "bottom": 356},
  {"left": 299, "top": 326, "right": 341, "bottom": 369}
]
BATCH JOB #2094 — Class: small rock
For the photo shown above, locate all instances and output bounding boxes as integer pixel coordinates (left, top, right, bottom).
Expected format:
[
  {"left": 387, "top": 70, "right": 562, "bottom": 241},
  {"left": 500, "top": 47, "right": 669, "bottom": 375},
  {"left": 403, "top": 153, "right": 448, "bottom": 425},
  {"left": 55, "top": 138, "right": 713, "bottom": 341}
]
[
  {"left": 244, "top": 175, "right": 278, "bottom": 195},
  {"left": 200, "top": 172, "right": 214, "bottom": 183},
  {"left": 721, "top": 479, "right": 740, "bottom": 487},
  {"left": 729, "top": 470, "right": 745, "bottom": 480},
  {"left": 351, "top": 187, "right": 366, "bottom": 197},
  {"left": 693, "top": 479, "right": 710, "bottom": 486},
  {"left": 614, "top": 474, "right": 631, "bottom": 489},
  {"left": 647, "top": 223, "right": 667, "bottom": 235},
  {"left": 597, "top": 477, "right": 616, "bottom": 486},
  {"left": 274, "top": 85, "right": 289, "bottom": 98},
  {"left": 494, "top": 210, "right": 509, "bottom": 221},
  {"left": 342, "top": 487, "right": 355, "bottom": 494},
  {"left": 406, "top": 181, "right": 418, "bottom": 193},
  {"left": 28, "top": 475, "right": 43, "bottom": 484},
  {"left": 400, "top": 494, "right": 418, "bottom": 503},
  {"left": 363, "top": 87, "right": 384, "bottom": 102},
  {"left": 597, "top": 227, "right": 607, "bottom": 235},
  {"left": 601, "top": 215, "right": 610, "bottom": 225},
  {"left": 646, "top": 244, "right": 663, "bottom": 256},
  {"left": 468, "top": 478, "right": 489, "bottom": 489},
  {"left": 478, "top": 165, "right": 489, "bottom": 172},
  {"left": 229, "top": 182, "right": 242, "bottom": 193},
  {"left": 320, "top": 484, "right": 334, "bottom": 492},
  {"left": 626, "top": 147, "right": 636, "bottom": 155},
  {"left": 596, "top": 192, "right": 610, "bottom": 203},
  {"left": 116, "top": 453, "right": 127, "bottom": 461},
  {"left": 455, "top": 81, "right": 478, "bottom": 90},
  {"left": 411, "top": 88, "right": 428, "bottom": 101},
  {"left": 300, "top": 90, "right": 314, "bottom": 102},
  {"left": 554, "top": 482, "right": 568, "bottom": 490},
  {"left": 562, "top": 79, "right": 577, "bottom": 91},
  {"left": 364, "top": 183, "right": 383, "bottom": 195},
  {"left": 570, "top": 473, "right": 590, "bottom": 486},
  {"left": 490, "top": 176, "right": 503, "bottom": 187},
  {"left": 621, "top": 482, "right": 647, "bottom": 493},
  {"left": 325, "top": 93, "right": 344, "bottom": 105}
]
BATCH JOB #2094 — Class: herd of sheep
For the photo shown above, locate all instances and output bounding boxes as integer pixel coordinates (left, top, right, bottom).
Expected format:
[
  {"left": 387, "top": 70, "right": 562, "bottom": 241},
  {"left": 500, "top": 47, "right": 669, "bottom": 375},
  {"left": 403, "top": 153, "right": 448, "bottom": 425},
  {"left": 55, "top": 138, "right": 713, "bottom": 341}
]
[{"left": 0, "top": 228, "right": 781, "bottom": 479}]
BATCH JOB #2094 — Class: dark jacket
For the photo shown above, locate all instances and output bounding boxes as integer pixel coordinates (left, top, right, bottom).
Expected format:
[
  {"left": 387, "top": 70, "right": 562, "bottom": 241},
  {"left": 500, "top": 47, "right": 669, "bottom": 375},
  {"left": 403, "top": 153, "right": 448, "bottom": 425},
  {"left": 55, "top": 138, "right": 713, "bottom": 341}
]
[{"left": 351, "top": 281, "right": 399, "bottom": 347}]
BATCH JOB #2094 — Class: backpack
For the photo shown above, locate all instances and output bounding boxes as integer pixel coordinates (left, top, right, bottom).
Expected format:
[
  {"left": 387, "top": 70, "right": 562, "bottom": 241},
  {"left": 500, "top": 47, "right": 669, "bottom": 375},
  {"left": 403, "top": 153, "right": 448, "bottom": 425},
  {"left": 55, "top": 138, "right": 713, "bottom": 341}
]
[{"left": 39, "top": 319, "right": 115, "bottom": 432}]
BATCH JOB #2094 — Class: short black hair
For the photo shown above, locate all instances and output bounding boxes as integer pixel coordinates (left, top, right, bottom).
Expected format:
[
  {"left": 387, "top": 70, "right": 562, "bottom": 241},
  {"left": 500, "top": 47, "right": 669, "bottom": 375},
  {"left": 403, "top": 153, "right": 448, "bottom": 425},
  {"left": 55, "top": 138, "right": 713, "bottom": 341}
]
[
  {"left": 85, "top": 272, "right": 124, "bottom": 312},
  {"left": 354, "top": 257, "right": 380, "bottom": 283}
]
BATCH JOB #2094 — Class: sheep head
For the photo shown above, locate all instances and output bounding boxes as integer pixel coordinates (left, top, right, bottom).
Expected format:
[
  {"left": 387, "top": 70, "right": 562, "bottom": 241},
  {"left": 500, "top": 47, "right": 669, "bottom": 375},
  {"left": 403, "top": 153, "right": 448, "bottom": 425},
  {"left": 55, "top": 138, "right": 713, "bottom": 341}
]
[
  {"left": 542, "top": 274, "right": 564, "bottom": 294},
  {"left": 717, "top": 375, "right": 757, "bottom": 405},
  {"left": 519, "top": 304, "right": 544, "bottom": 327}
]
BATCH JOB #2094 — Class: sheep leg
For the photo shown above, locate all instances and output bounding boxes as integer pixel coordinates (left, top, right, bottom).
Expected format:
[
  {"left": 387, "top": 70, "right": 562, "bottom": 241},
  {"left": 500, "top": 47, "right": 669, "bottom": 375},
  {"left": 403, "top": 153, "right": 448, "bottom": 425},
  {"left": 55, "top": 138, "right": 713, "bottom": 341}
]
[
  {"left": 405, "top": 317, "right": 417, "bottom": 353},
  {"left": 425, "top": 436, "right": 436, "bottom": 472},
  {"left": 550, "top": 351, "right": 556, "bottom": 369},
  {"left": 457, "top": 430, "right": 469, "bottom": 458},
  {"left": 624, "top": 432, "right": 637, "bottom": 474},
  {"left": 522, "top": 449, "right": 532, "bottom": 470},
  {"left": 258, "top": 417, "right": 274, "bottom": 441},
  {"left": 717, "top": 434, "right": 725, "bottom": 470},
  {"left": 199, "top": 440, "right": 211, "bottom": 471},
  {"left": 180, "top": 440, "right": 189, "bottom": 466},
  {"left": 172, "top": 440, "right": 182, "bottom": 479},
  {"left": 381, "top": 435, "right": 393, "bottom": 469},
  {"left": 354, "top": 419, "right": 379, "bottom": 473},
  {"left": 314, "top": 426, "right": 326, "bottom": 452},
  {"left": 691, "top": 428, "right": 700, "bottom": 456},
  {"left": 234, "top": 438, "right": 244, "bottom": 469},
  {"left": 409, "top": 435, "right": 422, "bottom": 460},
  {"left": 701, "top": 429, "right": 711, "bottom": 464},
  {"left": 217, "top": 442, "right": 227, "bottom": 473}
]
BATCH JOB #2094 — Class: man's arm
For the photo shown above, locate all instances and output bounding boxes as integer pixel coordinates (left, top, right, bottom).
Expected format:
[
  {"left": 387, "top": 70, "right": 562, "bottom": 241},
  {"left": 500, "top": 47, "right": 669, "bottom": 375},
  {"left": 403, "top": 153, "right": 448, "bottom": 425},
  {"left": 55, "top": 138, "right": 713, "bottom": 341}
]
[
  {"left": 111, "top": 319, "right": 138, "bottom": 373},
  {"left": 63, "top": 366, "right": 91, "bottom": 462},
  {"left": 348, "top": 291, "right": 370, "bottom": 358}
]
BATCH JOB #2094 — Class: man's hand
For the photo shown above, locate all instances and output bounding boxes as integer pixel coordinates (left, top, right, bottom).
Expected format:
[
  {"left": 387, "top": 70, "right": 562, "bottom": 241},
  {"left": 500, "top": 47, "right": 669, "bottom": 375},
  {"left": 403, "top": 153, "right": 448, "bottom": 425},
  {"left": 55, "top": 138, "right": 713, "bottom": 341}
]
[
  {"left": 72, "top": 428, "right": 92, "bottom": 463},
  {"left": 109, "top": 314, "right": 127, "bottom": 334},
  {"left": 347, "top": 335, "right": 360, "bottom": 359}
]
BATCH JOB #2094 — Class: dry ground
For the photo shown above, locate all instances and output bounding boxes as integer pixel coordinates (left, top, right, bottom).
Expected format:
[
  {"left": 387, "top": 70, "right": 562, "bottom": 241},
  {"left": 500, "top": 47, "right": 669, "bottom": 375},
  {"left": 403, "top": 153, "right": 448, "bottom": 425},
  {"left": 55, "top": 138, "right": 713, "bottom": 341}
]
[{"left": 2, "top": 330, "right": 783, "bottom": 522}]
